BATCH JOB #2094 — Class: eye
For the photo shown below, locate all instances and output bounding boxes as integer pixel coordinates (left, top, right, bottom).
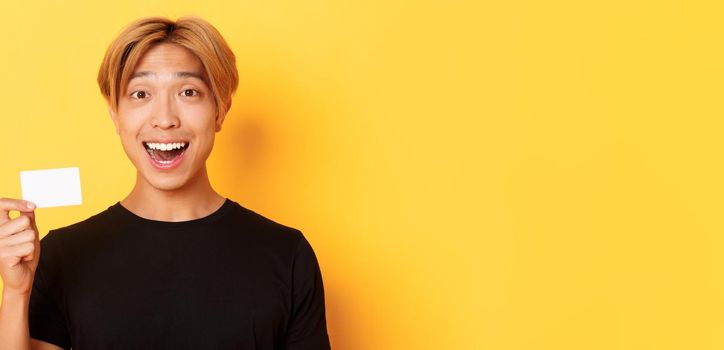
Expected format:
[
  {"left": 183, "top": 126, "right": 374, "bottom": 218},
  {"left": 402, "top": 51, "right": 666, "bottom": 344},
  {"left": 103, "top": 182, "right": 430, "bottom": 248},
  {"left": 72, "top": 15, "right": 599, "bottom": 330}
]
[
  {"left": 130, "top": 90, "right": 148, "bottom": 99},
  {"left": 181, "top": 89, "right": 199, "bottom": 97}
]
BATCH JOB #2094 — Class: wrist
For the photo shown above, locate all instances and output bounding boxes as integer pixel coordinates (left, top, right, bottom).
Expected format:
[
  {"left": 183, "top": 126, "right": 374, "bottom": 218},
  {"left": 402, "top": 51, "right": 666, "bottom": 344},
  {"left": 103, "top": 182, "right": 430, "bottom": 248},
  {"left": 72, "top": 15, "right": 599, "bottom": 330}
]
[{"left": 2, "top": 288, "right": 31, "bottom": 304}]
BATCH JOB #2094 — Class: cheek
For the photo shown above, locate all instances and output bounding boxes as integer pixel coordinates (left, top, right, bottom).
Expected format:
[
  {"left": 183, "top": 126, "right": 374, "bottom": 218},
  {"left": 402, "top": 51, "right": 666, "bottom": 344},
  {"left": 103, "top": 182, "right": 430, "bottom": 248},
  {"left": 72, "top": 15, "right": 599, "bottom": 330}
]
[
  {"left": 181, "top": 105, "right": 217, "bottom": 133},
  {"left": 193, "top": 125, "right": 218, "bottom": 151},
  {"left": 186, "top": 121, "right": 217, "bottom": 157},
  {"left": 115, "top": 119, "right": 143, "bottom": 147},
  {"left": 183, "top": 101, "right": 216, "bottom": 120}
]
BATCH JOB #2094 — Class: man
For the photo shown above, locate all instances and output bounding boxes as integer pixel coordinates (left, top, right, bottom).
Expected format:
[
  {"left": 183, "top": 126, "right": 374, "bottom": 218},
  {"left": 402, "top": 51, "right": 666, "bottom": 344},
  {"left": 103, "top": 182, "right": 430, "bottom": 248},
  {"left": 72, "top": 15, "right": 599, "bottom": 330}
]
[{"left": 0, "top": 16, "right": 331, "bottom": 349}]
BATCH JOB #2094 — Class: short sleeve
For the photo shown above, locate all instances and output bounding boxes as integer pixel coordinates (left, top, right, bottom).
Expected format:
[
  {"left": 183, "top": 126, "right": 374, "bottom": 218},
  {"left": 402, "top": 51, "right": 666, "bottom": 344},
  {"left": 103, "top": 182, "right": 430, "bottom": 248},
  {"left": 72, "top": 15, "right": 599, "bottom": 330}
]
[
  {"left": 285, "top": 232, "right": 331, "bottom": 350},
  {"left": 28, "top": 230, "right": 71, "bottom": 349}
]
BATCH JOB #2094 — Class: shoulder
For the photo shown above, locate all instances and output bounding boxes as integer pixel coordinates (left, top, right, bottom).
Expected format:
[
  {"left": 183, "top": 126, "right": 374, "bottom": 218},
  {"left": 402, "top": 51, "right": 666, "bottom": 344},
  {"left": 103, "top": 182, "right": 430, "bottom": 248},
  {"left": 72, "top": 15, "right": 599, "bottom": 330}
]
[
  {"left": 41, "top": 203, "right": 123, "bottom": 245},
  {"left": 229, "top": 200, "right": 308, "bottom": 249},
  {"left": 230, "top": 202, "right": 322, "bottom": 273},
  {"left": 233, "top": 202, "right": 302, "bottom": 236}
]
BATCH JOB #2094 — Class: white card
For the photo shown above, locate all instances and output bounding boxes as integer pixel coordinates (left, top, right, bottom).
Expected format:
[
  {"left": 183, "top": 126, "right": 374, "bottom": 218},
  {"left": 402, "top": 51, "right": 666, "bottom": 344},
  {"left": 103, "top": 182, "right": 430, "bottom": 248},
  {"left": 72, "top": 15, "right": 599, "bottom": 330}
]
[{"left": 20, "top": 167, "right": 83, "bottom": 208}]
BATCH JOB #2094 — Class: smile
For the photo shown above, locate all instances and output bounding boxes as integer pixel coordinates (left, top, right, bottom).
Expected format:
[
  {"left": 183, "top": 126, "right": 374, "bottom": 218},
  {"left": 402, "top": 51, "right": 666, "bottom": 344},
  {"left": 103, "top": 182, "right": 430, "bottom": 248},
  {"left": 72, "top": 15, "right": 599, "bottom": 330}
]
[{"left": 143, "top": 141, "right": 189, "bottom": 169}]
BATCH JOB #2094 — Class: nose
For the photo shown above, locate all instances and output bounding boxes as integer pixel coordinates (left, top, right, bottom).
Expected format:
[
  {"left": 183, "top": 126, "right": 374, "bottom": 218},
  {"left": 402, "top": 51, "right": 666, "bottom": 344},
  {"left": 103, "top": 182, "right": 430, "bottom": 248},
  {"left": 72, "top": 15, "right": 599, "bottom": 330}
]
[{"left": 151, "top": 94, "right": 180, "bottom": 129}]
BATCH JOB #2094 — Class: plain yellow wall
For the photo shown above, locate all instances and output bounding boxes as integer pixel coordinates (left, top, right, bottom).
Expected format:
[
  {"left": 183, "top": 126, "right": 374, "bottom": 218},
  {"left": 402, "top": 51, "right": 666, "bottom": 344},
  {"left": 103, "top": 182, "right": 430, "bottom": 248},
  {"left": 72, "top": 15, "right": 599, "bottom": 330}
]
[{"left": 1, "top": 0, "right": 723, "bottom": 349}]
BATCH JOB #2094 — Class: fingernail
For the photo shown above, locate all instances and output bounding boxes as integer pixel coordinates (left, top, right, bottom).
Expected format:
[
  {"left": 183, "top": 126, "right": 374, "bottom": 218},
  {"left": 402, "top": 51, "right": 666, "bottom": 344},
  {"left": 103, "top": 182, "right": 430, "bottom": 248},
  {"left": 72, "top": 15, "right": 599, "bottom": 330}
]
[{"left": 26, "top": 201, "right": 36, "bottom": 210}]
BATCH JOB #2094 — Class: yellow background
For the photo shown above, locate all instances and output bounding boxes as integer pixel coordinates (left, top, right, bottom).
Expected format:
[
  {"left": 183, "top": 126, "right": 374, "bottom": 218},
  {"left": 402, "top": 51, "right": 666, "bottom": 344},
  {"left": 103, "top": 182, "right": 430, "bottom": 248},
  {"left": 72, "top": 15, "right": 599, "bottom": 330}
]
[{"left": 1, "top": 0, "right": 722, "bottom": 349}]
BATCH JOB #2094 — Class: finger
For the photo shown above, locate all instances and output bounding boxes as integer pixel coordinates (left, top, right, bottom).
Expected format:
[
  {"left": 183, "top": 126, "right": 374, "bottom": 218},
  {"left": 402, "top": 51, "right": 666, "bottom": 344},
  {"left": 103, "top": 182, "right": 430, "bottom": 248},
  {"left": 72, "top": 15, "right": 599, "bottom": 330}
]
[
  {"left": 20, "top": 242, "right": 37, "bottom": 263},
  {"left": 0, "top": 198, "right": 36, "bottom": 224},
  {"left": 0, "top": 216, "right": 33, "bottom": 238},
  {"left": 18, "top": 211, "right": 38, "bottom": 231},
  {"left": 0, "top": 229, "right": 36, "bottom": 247},
  {"left": 0, "top": 242, "right": 35, "bottom": 261}
]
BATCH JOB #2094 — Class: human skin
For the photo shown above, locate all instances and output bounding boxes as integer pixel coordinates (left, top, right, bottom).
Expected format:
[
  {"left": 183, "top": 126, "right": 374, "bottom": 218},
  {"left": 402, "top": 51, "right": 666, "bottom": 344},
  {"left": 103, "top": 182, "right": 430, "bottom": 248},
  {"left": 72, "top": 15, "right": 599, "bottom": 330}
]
[
  {"left": 111, "top": 42, "right": 228, "bottom": 220},
  {"left": 0, "top": 42, "right": 230, "bottom": 349},
  {"left": 0, "top": 198, "right": 48, "bottom": 350}
]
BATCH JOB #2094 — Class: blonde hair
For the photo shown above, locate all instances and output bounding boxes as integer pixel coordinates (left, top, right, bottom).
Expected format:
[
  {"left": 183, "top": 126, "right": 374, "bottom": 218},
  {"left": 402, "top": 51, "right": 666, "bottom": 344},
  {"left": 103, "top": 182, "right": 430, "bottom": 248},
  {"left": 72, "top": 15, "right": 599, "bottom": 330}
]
[{"left": 97, "top": 16, "right": 238, "bottom": 121}]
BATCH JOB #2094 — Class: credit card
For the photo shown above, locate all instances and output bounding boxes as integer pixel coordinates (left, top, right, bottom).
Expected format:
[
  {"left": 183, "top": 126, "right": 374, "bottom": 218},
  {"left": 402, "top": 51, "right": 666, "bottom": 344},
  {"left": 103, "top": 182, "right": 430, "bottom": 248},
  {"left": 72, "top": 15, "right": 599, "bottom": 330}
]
[{"left": 20, "top": 167, "right": 83, "bottom": 208}]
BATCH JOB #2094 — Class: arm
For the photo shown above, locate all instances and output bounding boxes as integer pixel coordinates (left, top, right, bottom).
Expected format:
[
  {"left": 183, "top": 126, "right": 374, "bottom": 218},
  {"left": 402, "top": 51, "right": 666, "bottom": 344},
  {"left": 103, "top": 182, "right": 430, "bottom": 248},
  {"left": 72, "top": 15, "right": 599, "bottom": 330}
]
[
  {"left": 0, "top": 198, "right": 62, "bottom": 350},
  {"left": 0, "top": 290, "right": 31, "bottom": 350},
  {"left": 285, "top": 233, "right": 331, "bottom": 350},
  {"left": 30, "top": 339, "right": 64, "bottom": 350},
  {"left": 0, "top": 291, "right": 62, "bottom": 350}
]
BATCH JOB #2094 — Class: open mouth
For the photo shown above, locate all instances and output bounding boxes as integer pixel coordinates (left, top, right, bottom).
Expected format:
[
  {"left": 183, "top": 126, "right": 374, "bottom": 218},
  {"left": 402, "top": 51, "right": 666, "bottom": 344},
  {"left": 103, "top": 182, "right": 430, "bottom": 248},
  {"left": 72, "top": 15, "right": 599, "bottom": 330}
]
[{"left": 143, "top": 141, "right": 189, "bottom": 168}]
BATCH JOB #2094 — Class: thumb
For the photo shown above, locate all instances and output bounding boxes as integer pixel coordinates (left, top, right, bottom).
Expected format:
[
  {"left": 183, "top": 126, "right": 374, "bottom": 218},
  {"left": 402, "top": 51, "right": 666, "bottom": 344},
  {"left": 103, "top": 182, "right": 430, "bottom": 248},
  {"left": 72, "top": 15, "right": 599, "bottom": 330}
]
[{"left": 19, "top": 210, "right": 37, "bottom": 227}]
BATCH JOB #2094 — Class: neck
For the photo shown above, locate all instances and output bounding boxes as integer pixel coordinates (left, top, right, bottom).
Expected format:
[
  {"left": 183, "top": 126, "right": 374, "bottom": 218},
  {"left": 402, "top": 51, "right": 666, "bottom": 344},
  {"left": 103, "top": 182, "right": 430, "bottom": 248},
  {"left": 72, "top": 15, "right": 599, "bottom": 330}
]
[{"left": 120, "top": 166, "right": 226, "bottom": 222}]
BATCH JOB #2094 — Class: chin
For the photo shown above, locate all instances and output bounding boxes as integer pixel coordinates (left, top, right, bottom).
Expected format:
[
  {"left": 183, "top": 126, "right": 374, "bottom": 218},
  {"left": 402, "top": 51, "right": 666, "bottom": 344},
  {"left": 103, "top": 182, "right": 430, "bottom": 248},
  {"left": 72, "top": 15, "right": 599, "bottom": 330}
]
[{"left": 144, "top": 174, "right": 192, "bottom": 192}]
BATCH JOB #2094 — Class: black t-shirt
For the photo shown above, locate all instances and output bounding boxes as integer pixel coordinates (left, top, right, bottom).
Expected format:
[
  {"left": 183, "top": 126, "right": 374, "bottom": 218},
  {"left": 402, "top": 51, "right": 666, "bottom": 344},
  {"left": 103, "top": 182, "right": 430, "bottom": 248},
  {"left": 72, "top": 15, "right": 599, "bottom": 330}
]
[{"left": 28, "top": 199, "right": 331, "bottom": 350}]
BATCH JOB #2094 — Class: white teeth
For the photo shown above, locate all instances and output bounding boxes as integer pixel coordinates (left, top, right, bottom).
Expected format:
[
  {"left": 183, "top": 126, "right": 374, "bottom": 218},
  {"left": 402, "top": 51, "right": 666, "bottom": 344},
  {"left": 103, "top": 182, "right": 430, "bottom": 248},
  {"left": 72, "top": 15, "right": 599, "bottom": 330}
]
[{"left": 146, "top": 142, "right": 187, "bottom": 151}]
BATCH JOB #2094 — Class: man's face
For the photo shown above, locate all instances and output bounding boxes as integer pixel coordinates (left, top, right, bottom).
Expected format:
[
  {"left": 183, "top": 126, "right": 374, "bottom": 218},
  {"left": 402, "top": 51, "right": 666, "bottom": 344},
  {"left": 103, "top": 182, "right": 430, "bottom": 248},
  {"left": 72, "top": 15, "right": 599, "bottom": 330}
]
[{"left": 109, "top": 42, "right": 222, "bottom": 192}]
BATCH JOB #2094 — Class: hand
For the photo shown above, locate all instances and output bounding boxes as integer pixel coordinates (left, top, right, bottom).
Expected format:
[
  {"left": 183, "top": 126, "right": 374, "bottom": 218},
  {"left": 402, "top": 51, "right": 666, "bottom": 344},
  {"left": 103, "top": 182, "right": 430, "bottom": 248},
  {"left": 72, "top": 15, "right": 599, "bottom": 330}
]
[{"left": 0, "top": 198, "right": 40, "bottom": 296}]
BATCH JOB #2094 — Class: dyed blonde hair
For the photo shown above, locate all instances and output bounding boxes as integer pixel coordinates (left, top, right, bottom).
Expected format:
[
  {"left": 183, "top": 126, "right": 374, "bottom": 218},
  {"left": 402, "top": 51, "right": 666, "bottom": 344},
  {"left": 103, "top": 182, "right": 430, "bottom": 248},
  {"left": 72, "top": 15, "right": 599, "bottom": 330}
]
[{"left": 97, "top": 16, "right": 238, "bottom": 121}]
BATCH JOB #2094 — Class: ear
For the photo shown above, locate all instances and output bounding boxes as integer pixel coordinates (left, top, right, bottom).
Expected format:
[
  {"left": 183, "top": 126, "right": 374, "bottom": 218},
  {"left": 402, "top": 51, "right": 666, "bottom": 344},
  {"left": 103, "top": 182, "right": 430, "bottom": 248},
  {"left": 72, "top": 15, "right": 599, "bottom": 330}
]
[
  {"left": 215, "top": 100, "right": 230, "bottom": 132},
  {"left": 107, "top": 103, "right": 120, "bottom": 135},
  {"left": 215, "top": 113, "right": 226, "bottom": 132}
]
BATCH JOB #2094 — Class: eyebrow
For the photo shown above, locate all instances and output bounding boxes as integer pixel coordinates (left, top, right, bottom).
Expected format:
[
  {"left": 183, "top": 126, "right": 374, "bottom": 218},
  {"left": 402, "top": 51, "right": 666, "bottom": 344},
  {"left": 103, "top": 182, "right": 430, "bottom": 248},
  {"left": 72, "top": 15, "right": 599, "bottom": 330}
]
[{"left": 129, "top": 71, "right": 205, "bottom": 81}]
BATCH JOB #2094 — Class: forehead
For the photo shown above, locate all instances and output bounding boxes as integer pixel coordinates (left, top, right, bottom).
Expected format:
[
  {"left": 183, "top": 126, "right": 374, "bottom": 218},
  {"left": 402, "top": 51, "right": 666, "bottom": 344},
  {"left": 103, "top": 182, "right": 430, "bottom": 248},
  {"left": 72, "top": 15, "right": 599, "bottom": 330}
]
[{"left": 131, "top": 43, "right": 205, "bottom": 77}]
